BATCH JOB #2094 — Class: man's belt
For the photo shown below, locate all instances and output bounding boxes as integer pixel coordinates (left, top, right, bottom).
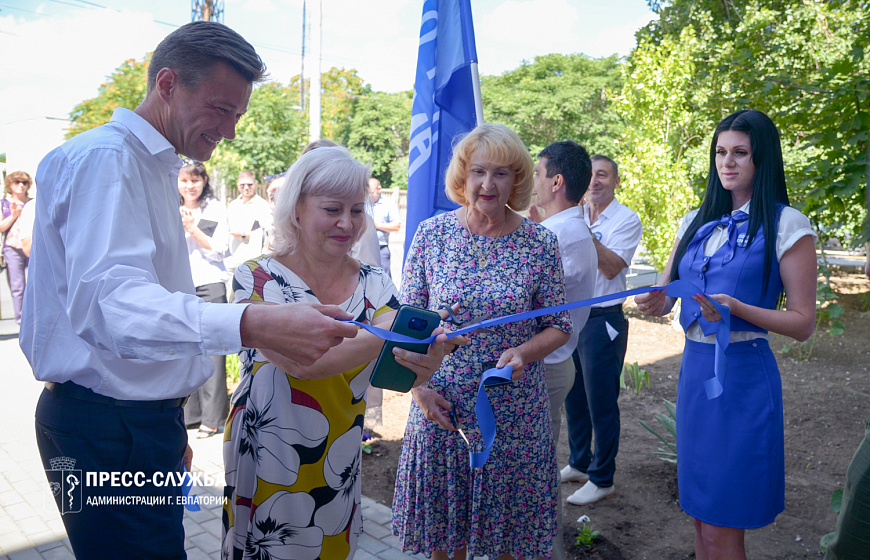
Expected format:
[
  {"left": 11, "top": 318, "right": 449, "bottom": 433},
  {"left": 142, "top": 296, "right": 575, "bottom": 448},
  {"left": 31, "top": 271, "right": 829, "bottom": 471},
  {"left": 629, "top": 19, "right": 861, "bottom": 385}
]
[
  {"left": 45, "top": 381, "right": 188, "bottom": 409},
  {"left": 589, "top": 304, "right": 623, "bottom": 317}
]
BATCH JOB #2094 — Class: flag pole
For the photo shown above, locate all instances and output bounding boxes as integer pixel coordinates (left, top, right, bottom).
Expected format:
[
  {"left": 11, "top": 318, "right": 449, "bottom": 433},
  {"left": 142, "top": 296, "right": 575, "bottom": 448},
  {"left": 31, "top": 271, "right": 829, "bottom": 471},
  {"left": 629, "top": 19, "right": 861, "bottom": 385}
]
[{"left": 470, "top": 62, "right": 484, "bottom": 126}]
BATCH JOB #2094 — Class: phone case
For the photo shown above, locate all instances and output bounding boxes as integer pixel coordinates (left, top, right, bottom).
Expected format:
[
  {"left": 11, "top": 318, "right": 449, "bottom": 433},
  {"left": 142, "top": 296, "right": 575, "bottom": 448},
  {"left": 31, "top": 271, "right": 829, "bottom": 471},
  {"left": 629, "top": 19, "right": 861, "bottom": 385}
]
[{"left": 369, "top": 305, "right": 441, "bottom": 393}]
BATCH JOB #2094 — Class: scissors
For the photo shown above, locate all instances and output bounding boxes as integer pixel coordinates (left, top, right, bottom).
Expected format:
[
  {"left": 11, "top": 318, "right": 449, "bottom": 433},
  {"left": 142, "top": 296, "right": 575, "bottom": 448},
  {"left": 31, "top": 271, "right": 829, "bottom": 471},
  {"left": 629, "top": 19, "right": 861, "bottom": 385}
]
[
  {"left": 448, "top": 409, "right": 471, "bottom": 447},
  {"left": 439, "top": 305, "right": 495, "bottom": 335}
]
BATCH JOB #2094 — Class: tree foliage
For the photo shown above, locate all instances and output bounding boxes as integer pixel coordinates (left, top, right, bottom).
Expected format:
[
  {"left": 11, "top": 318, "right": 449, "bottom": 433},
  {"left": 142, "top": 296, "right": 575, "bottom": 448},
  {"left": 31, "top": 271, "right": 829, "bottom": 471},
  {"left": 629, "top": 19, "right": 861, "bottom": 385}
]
[
  {"left": 290, "top": 67, "right": 372, "bottom": 144},
  {"left": 347, "top": 90, "right": 412, "bottom": 188},
  {"left": 630, "top": 0, "right": 869, "bottom": 256},
  {"left": 66, "top": 56, "right": 150, "bottom": 139},
  {"left": 614, "top": 28, "right": 703, "bottom": 270},
  {"left": 481, "top": 53, "right": 625, "bottom": 157}
]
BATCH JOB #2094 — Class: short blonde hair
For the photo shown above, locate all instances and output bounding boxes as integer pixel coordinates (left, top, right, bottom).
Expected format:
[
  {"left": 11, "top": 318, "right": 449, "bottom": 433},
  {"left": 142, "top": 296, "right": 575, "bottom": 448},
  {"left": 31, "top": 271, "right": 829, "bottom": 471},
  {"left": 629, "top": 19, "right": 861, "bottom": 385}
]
[
  {"left": 271, "top": 146, "right": 370, "bottom": 256},
  {"left": 444, "top": 124, "right": 534, "bottom": 211}
]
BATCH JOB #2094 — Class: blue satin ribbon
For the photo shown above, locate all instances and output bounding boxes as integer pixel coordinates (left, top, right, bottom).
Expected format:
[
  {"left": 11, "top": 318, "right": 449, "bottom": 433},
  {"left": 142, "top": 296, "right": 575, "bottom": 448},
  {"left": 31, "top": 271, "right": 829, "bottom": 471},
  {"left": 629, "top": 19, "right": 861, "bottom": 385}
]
[
  {"left": 350, "top": 279, "right": 732, "bottom": 467},
  {"left": 470, "top": 365, "right": 514, "bottom": 468},
  {"left": 181, "top": 466, "right": 201, "bottom": 512}
]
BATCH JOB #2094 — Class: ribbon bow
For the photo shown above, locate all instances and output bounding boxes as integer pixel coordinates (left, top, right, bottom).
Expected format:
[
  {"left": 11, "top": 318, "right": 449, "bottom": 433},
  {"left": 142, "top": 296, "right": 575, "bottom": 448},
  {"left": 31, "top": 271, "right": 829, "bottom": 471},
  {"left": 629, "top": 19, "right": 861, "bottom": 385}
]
[{"left": 686, "top": 210, "right": 749, "bottom": 264}]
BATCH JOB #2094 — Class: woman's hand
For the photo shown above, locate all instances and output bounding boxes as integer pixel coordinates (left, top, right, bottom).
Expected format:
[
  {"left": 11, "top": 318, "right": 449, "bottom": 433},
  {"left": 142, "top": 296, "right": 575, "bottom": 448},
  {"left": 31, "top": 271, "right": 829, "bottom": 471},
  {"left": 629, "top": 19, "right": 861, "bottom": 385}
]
[
  {"left": 692, "top": 293, "right": 736, "bottom": 323},
  {"left": 410, "top": 386, "right": 456, "bottom": 431},
  {"left": 180, "top": 208, "right": 195, "bottom": 233},
  {"left": 393, "top": 326, "right": 456, "bottom": 389},
  {"left": 10, "top": 201, "right": 21, "bottom": 220},
  {"left": 635, "top": 289, "right": 668, "bottom": 316},
  {"left": 496, "top": 347, "right": 527, "bottom": 380},
  {"left": 435, "top": 302, "right": 470, "bottom": 354},
  {"left": 183, "top": 444, "right": 193, "bottom": 472}
]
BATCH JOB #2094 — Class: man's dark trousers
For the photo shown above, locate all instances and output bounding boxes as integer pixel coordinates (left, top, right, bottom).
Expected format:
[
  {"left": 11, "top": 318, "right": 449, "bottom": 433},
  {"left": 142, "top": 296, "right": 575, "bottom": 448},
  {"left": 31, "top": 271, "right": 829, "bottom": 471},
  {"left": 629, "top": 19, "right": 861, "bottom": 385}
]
[
  {"left": 36, "top": 386, "right": 188, "bottom": 559},
  {"left": 564, "top": 306, "right": 629, "bottom": 488},
  {"left": 379, "top": 245, "right": 392, "bottom": 279}
]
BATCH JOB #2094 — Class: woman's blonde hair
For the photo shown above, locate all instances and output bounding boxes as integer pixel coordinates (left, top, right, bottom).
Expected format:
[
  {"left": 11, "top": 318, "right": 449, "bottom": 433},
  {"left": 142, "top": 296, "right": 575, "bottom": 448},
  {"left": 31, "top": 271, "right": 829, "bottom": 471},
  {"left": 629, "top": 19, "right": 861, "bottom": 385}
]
[
  {"left": 271, "top": 146, "right": 370, "bottom": 256},
  {"left": 5, "top": 171, "right": 32, "bottom": 196},
  {"left": 443, "top": 124, "right": 534, "bottom": 211}
]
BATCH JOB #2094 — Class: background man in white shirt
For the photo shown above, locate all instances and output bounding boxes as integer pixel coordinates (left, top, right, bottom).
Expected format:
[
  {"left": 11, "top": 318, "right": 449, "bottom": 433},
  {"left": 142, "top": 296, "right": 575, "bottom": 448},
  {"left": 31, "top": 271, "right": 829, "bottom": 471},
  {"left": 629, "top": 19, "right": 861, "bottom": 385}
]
[
  {"left": 530, "top": 140, "right": 598, "bottom": 560},
  {"left": 21, "top": 22, "right": 358, "bottom": 559},
  {"left": 369, "top": 178, "right": 401, "bottom": 278},
  {"left": 562, "top": 155, "right": 643, "bottom": 506},
  {"left": 226, "top": 169, "right": 272, "bottom": 275}
]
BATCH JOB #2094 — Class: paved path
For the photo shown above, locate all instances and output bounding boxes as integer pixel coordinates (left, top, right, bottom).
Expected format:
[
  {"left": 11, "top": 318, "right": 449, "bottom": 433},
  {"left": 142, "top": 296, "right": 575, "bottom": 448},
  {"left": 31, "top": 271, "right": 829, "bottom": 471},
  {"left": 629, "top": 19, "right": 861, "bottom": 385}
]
[{"left": 0, "top": 311, "right": 420, "bottom": 559}]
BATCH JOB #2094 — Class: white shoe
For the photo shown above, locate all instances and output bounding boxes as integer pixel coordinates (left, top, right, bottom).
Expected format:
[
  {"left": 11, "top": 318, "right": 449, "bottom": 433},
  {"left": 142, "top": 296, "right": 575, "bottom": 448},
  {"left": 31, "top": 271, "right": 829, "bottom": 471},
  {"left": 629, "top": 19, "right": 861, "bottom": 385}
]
[
  {"left": 559, "top": 465, "right": 589, "bottom": 483},
  {"left": 566, "top": 481, "right": 615, "bottom": 505}
]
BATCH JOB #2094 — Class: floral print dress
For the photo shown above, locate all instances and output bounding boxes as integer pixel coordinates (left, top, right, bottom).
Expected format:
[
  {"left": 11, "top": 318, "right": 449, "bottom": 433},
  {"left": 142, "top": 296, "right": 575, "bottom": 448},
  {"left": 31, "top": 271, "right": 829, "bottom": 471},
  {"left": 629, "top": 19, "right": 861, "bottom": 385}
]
[
  {"left": 222, "top": 256, "right": 399, "bottom": 560},
  {"left": 391, "top": 212, "right": 571, "bottom": 559}
]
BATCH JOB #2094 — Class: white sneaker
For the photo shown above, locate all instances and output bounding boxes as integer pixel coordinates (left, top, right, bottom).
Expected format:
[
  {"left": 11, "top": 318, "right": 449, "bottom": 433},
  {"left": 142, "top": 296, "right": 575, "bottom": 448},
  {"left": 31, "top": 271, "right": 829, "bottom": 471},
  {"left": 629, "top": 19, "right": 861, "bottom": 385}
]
[
  {"left": 559, "top": 465, "right": 589, "bottom": 483},
  {"left": 566, "top": 481, "right": 615, "bottom": 505}
]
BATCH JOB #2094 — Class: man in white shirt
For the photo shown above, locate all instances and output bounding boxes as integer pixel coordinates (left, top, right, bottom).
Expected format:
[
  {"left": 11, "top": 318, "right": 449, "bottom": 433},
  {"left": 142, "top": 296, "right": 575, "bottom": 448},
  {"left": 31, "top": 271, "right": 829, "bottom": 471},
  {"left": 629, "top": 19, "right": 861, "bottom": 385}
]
[
  {"left": 21, "top": 22, "right": 358, "bottom": 559},
  {"left": 226, "top": 169, "right": 272, "bottom": 274},
  {"left": 530, "top": 140, "right": 598, "bottom": 560},
  {"left": 369, "top": 178, "right": 401, "bottom": 278},
  {"left": 562, "top": 155, "right": 643, "bottom": 506}
]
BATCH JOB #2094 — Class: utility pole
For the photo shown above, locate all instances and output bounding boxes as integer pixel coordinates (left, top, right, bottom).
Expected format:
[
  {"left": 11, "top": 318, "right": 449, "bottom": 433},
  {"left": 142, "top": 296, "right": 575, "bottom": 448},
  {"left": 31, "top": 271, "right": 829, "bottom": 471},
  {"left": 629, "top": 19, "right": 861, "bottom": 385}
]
[
  {"left": 300, "top": 0, "right": 306, "bottom": 113},
  {"left": 309, "top": 0, "right": 322, "bottom": 142},
  {"left": 191, "top": 0, "right": 224, "bottom": 22}
]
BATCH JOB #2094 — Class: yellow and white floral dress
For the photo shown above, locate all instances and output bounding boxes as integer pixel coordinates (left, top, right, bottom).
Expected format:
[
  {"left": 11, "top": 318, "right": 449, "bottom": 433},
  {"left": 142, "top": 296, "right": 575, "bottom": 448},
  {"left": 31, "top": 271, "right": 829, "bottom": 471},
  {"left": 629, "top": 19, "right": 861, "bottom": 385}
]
[{"left": 222, "top": 256, "right": 399, "bottom": 560}]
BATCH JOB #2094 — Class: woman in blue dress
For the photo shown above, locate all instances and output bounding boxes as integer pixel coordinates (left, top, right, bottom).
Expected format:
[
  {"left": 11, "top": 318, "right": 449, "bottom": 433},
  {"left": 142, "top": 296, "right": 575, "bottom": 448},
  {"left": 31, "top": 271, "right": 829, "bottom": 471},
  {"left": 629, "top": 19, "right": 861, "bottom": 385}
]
[{"left": 635, "top": 109, "right": 818, "bottom": 560}]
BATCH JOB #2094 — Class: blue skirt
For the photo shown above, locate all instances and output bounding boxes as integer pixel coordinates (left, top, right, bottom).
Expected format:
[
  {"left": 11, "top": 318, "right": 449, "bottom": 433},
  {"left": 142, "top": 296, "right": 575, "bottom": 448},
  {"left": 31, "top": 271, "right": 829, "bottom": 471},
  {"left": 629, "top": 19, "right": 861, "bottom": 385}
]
[{"left": 677, "top": 338, "right": 784, "bottom": 528}]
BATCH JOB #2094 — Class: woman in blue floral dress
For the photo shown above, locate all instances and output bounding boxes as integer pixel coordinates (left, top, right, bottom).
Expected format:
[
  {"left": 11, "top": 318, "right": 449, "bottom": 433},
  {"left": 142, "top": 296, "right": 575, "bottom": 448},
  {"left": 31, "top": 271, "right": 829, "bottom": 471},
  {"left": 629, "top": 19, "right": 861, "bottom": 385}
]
[{"left": 392, "top": 124, "right": 572, "bottom": 560}]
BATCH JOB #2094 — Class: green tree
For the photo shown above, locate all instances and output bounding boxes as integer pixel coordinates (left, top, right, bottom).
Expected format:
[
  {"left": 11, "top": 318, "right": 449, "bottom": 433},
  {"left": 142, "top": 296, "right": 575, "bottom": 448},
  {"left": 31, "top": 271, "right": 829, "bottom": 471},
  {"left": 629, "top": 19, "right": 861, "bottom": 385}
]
[
  {"left": 614, "top": 28, "right": 703, "bottom": 270},
  {"left": 290, "top": 67, "right": 372, "bottom": 144},
  {"left": 347, "top": 90, "right": 412, "bottom": 188},
  {"left": 67, "top": 56, "right": 150, "bottom": 139},
  {"left": 633, "top": 0, "right": 869, "bottom": 249},
  {"left": 481, "top": 53, "right": 625, "bottom": 156}
]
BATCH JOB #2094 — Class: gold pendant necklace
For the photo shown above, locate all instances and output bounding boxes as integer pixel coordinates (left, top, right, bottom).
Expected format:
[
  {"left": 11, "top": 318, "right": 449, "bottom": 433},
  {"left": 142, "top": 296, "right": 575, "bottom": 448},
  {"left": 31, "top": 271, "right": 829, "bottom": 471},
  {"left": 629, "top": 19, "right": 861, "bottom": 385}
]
[{"left": 463, "top": 210, "right": 506, "bottom": 268}]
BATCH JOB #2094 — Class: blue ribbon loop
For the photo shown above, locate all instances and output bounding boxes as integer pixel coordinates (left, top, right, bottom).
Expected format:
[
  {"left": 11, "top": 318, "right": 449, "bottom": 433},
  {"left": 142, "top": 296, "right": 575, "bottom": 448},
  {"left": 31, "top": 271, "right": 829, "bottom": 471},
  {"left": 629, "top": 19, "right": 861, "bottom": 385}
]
[
  {"left": 348, "top": 279, "right": 732, "bottom": 466},
  {"left": 470, "top": 365, "right": 514, "bottom": 468}
]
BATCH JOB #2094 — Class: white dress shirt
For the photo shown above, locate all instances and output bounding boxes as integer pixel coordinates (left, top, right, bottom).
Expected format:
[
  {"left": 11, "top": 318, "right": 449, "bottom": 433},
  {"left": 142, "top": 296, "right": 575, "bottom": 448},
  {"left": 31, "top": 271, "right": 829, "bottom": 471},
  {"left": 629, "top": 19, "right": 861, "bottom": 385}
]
[
  {"left": 541, "top": 206, "right": 598, "bottom": 364},
  {"left": 585, "top": 198, "right": 643, "bottom": 307},
  {"left": 185, "top": 197, "right": 230, "bottom": 287},
  {"left": 226, "top": 194, "right": 272, "bottom": 271},
  {"left": 676, "top": 200, "right": 816, "bottom": 343},
  {"left": 20, "top": 108, "right": 247, "bottom": 400}
]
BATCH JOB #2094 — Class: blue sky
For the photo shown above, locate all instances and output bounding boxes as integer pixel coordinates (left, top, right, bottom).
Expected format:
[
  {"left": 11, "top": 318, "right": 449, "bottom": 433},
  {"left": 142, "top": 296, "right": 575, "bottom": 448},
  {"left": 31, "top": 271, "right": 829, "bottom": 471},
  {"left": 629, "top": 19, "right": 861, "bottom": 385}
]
[{"left": 0, "top": 0, "right": 656, "bottom": 171}]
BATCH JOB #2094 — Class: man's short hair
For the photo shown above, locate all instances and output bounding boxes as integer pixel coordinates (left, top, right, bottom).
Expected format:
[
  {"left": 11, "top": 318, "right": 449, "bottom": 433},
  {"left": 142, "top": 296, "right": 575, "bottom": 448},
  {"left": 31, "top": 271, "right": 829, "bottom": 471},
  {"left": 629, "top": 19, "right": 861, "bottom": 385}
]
[
  {"left": 147, "top": 21, "right": 267, "bottom": 93},
  {"left": 538, "top": 141, "right": 592, "bottom": 205},
  {"left": 300, "top": 138, "right": 339, "bottom": 156},
  {"left": 237, "top": 170, "right": 255, "bottom": 183},
  {"left": 591, "top": 154, "right": 619, "bottom": 178}
]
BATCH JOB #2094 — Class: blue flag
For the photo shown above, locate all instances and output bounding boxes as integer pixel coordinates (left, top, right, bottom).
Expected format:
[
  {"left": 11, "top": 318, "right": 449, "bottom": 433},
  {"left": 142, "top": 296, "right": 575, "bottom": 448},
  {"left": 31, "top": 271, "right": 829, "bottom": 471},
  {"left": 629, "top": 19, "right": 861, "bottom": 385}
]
[{"left": 404, "top": 0, "right": 482, "bottom": 263}]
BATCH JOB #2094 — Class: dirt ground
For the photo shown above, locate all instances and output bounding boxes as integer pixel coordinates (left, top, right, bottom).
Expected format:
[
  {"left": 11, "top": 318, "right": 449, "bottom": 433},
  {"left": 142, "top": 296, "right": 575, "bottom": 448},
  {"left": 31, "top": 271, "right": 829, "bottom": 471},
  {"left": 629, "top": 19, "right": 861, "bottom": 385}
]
[{"left": 360, "top": 267, "right": 870, "bottom": 559}]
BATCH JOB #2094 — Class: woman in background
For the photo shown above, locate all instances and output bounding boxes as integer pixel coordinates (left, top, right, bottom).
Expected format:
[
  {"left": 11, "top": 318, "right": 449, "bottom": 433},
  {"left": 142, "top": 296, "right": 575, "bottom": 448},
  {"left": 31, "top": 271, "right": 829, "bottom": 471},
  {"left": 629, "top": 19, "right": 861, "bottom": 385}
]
[
  {"left": 1, "top": 171, "right": 33, "bottom": 325},
  {"left": 635, "top": 109, "right": 817, "bottom": 560},
  {"left": 178, "top": 161, "right": 231, "bottom": 439}
]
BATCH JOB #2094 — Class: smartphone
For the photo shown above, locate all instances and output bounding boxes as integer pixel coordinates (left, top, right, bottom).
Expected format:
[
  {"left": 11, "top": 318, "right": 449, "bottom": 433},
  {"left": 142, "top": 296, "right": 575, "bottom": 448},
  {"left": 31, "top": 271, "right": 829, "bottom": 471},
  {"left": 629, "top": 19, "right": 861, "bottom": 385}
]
[{"left": 369, "top": 305, "right": 441, "bottom": 393}]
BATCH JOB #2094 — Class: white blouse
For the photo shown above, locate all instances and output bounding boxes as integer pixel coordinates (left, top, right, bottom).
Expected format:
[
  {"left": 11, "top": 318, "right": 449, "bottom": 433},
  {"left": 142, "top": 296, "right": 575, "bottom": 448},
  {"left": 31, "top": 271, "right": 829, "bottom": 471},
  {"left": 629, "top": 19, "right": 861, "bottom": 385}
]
[{"left": 675, "top": 200, "right": 816, "bottom": 343}]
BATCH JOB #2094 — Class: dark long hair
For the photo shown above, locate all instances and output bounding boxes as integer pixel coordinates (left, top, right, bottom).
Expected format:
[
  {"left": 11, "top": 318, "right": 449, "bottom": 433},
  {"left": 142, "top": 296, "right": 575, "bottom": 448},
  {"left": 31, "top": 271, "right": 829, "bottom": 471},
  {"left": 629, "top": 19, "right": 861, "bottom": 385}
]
[
  {"left": 670, "top": 110, "right": 790, "bottom": 294},
  {"left": 178, "top": 161, "right": 215, "bottom": 210}
]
